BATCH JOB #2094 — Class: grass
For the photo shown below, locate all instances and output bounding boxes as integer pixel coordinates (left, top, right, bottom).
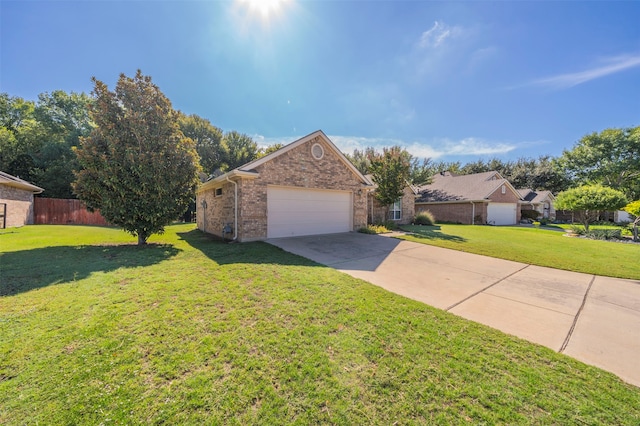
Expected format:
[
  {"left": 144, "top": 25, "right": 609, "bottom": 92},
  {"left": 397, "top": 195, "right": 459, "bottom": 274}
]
[
  {"left": 399, "top": 224, "right": 640, "bottom": 280},
  {"left": 1, "top": 224, "right": 639, "bottom": 424}
]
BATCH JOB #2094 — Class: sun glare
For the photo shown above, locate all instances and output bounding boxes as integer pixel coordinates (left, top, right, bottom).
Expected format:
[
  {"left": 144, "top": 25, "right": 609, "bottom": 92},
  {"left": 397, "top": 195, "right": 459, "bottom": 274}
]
[{"left": 238, "top": 0, "right": 288, "bottom": 20}]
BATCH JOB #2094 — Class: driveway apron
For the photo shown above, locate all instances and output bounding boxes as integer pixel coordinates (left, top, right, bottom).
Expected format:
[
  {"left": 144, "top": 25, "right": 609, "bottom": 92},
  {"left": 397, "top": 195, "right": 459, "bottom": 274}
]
[{"left": 267, "top": 232, "right": 640, "bottom": 387}]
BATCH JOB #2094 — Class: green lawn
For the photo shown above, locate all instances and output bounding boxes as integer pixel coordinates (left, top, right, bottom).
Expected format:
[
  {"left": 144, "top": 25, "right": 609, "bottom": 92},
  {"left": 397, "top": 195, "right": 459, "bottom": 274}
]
[
  {"left": 399, "top": 224, "right": 640, "bottom": 280},
  {"left": 1, "top": 224, "right": 639, "bottom": 424}
]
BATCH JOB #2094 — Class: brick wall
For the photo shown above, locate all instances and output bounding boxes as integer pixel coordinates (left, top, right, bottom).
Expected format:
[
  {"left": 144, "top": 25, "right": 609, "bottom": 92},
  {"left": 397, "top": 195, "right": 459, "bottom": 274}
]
[
  {"left": 0, "top": 185, "right": 34, "bottom": 228},
  {"left": 369, "top": 186, "right": 415, "bottom": 225},
  {"left": 416, "top": 202, "right": 488, "bottom": 225}
]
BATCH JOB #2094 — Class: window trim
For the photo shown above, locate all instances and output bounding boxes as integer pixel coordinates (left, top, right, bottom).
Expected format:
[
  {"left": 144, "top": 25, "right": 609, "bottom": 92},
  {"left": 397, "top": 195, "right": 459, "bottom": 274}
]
[{"left": 389, "top": 199, "right": 402, "bottom": 220}]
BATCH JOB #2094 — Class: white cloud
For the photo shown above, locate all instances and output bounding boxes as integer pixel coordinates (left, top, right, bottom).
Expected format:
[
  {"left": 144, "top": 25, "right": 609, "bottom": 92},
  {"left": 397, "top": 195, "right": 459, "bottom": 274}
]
[
  {"left": 253, "top": 134, "right": 519, "bottom": 160},
  {"left": 528, "top": 53, "right": 640, "bottom": 90},
  {"left": 417, "top": 21, "right": 462, "bottom": 49}
]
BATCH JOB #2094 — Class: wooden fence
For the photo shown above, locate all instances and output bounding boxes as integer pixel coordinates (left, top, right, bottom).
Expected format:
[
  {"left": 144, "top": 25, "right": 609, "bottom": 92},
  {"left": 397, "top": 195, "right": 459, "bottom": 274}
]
[{"left": 34, "top": 198, "right": 109, "bottom": 226}]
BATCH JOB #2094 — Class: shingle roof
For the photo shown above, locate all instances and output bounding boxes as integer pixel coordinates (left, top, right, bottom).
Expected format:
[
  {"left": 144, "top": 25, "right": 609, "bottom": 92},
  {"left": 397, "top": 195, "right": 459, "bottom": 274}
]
[
  {"left": 0, "top": 171, "right": 44, "bottom": 193},
  {"left": 517, "top": 188, "right": 554, "bottom": 204},
  {"left": 416, "top": 171, "right": 518, "bottom": 203}
]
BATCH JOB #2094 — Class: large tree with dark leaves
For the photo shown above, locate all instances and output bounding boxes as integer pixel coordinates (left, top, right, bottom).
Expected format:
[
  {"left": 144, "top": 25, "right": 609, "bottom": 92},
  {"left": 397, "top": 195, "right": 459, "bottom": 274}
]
[{"left": 74, "top": 71, "right": 200, "bottom": 244}]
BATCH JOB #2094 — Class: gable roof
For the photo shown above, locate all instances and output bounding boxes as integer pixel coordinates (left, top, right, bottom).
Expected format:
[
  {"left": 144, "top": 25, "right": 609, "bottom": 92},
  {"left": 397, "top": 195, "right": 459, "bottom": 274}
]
[
  {"left": 517, "top": 188, "right": 555, "bottom": 203},
  {"left": 364, "top": 174, "right": 419, "bottom": 195},
  {"left": 416, "top": 170, "right": 521, "bottom": 203},
  {"left": 198, "top": 130, "right": 373, "bottom": 193},
  {"left": 0, "top": 171, "right": 44, "bottom": 194}
]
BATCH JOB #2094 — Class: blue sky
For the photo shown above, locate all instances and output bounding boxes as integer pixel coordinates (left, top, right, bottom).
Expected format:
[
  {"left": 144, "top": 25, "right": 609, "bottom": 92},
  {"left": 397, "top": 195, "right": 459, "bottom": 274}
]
[{"left": 2, "top": 0, "right": 639, "bottom": 162}]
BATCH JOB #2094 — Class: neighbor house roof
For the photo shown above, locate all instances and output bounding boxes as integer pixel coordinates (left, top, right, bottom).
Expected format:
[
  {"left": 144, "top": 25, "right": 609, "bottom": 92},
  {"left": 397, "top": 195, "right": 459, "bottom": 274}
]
[
  {"left": 0, "top": 171, "right": 44, "bottom": 194},
  {"left": 364, "top": 174, "right": 419, "bottom": 195},
  {"left": 416, "top": 170, "right": 521, "bottom": 203},
  {"left": 517, "top": 189, "right": 555, "bottom": 204},
  {"left": 198, "top": 130, "right": 373, "bottom": 193}
]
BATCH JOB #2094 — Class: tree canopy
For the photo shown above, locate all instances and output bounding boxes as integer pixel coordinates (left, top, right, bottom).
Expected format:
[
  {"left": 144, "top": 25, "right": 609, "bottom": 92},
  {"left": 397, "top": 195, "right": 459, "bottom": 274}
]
[
  {"left": 555, "top": 126, "right": 640, "bottom": 199},
  {"left": 368, "top": 146, "right": 411, "bottom": 213},
  {"left": 554, "top": 184, "right": 628, "bottom": 231},
  {"left": 623, "top": 200, "right": 640, "bottom": 241},
  {"left": 178, "top": 113, "right": 224, "bottom": 177},
  {"left": 73, "top": 70, "right": 200, "bottom": 244}
]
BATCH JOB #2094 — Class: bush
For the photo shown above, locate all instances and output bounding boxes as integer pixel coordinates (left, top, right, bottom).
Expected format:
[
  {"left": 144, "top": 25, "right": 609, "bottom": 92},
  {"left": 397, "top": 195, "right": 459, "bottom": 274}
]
[
  {"left": 358, "top": 225, "right": 391, "bottom": 234},
  {"left": 569, "top": 225, "right": 585, "bottom": 235},
  {"left": 414, "top": 211, "right": 436, "bottom": 226},
  {"left": 383, "top": 220, "right": 399, "bottom": 230},
  {"left": 584, "top": 229, "right": 622, "bottom": 240},
  {"left": 521, "top": 210, "right": 539, "bottom": 221}
]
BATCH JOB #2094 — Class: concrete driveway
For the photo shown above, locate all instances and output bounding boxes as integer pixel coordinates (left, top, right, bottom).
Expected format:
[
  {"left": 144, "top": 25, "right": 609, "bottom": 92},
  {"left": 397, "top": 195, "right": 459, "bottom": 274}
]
[{"left": 267, "top": 232, "right": 640, "bottom": 387}]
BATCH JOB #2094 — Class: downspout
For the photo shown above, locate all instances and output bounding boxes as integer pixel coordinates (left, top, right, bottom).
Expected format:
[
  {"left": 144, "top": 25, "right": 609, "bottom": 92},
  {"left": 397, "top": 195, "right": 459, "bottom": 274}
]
[
  {"left": 225, "top": 175, "right": 238, "bottom": 241},
  {"left": 470, "top": 201, "right": 475, "bottom": 225}
]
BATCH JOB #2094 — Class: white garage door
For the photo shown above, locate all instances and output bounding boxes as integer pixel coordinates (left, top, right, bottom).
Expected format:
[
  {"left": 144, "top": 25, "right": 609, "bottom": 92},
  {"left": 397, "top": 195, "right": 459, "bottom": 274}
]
[
  {"left": 267, "top": 187, "right": 352, "bottom": 238},
  {"left": 487, "top": 203, "right": 517, "bottom": 225}
]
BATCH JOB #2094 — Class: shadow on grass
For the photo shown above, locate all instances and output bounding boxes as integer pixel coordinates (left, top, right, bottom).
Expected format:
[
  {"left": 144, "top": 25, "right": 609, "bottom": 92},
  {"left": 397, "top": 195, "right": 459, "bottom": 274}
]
[
  {"left": 0, "top": 244, "right": 180, "bottom": 296},
  {"left": 177, "top": 229, "right": 319, "bottom": 267},
  {"left": 401, "top": 225, "right": 467, "bottom": 243}
]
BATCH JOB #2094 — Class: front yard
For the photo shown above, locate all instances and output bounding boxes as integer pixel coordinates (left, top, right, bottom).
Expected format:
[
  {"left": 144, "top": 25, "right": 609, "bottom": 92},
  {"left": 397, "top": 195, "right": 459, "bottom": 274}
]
[
  {"left": 399, "top": 224, "right": 640, "bottom": 280},
  {"left": 1, "top": 224, "right": 639, "bottom": 424}
]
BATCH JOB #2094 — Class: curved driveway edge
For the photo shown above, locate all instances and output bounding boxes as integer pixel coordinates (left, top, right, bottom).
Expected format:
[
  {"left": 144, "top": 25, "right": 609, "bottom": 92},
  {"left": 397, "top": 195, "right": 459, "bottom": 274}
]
[{"left": 267, "top": 232, "right": 640, "bottom": 387}]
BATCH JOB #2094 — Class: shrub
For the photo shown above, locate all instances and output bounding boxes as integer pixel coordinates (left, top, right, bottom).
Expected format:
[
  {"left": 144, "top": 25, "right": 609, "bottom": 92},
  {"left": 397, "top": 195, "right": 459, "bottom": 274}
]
[
  {"left": 521, "top": 210, "right": 539, "bottom": 221},
  {"left": 383, "top": 220, "right": 399, "bottom": 230},
  {"left": 414, "top": 211, "right": 435, "bottom": 226},
  {"left": 569, "top": 225, "right": 585, "bottom": 235},
  {"left": 358, "top": 225, "right": 391, "bottom": 234},
  {"left": 584, "top": 229, "right": 622, "bottom": 240}
]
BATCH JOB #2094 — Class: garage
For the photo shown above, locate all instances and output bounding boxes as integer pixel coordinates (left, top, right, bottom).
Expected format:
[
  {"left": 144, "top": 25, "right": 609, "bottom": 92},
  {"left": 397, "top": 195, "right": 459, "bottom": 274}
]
[
  {"left": 487, "top": 203, "right": 518, "bottom": 225},
  {"left": 267, "top": 186, "right": 352, "bottom": 238}
]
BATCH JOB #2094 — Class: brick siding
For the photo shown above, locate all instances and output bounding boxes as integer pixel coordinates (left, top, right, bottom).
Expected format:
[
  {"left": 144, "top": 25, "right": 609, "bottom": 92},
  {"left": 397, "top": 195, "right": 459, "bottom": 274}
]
[
  {"left": 197, "top": 135, "right": 368, "bottom": 241},
  {"left": 0, "top": 185, "right": 35, "bottom": 228}
]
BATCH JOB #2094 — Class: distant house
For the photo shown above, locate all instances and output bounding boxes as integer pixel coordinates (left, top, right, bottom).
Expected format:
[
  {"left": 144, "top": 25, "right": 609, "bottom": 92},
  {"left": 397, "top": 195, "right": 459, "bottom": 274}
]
[
  {"left": 415, "top": 171, "right": 522, "bottom": 225},
  {"left": 366, "top": 175, "right": 418, "bottom": 225},
  {"left": 0, "top": 171, "right": 44, "bottom": 228},
  {"left": 196, "top": 130, "right": 372, "bottom": 241},
  {"left": 518, "top": 189, "right": 555, "bottom": 220}
]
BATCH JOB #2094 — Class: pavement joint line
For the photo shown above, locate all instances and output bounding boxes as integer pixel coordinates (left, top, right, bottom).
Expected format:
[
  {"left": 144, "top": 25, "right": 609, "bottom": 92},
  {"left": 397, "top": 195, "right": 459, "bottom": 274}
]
[
  {"left": 445, "top": 264, "right": 531, "bottom": 312},
  {"left": 559, "top": 274, "right": 596, "bottom": 353},
  {"left": 478, "top": 292, "right": 576, "bottom": 317}
]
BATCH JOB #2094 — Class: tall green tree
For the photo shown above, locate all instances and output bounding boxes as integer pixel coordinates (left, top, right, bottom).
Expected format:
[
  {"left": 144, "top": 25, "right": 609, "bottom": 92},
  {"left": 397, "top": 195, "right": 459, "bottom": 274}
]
[
  {"left": 556, "top": 126, "right": 640, "bottom": 199},
  {"left": 554, "top": 184, "right": 627, "bottom": 231},
  {"left": 368, "top": 146, "right": 411, "bottom": 217},
  {"left": 623, "top": 200, "right": 640, "bottom": 242},
  {"left": 178, "top": 113, "right": 224, "bottom": 176},
  {"left": 74, "top": 70, "right": 200, "bottom": 245},
  {"left": 223, "top": 131, "right": 258, "bottom": 170}
]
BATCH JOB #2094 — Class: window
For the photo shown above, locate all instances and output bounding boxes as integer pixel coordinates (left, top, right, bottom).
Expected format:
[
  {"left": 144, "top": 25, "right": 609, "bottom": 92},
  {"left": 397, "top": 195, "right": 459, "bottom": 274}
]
[
  {"left": 501, "top": 185, "right": 506, "bottom": 194},
  {"left": 311, "top": 143, "right": 324, "bottom": 160},
  {"left": 215, "top": 188, "right": 223, "bottom": 197},
  {"left": 389, "top": 199, "right": 401, "bottom": 220}
]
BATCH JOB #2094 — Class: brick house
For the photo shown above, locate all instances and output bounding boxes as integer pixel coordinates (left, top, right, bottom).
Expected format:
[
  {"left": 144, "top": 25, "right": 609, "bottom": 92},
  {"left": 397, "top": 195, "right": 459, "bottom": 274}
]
[
  {"left": 0, "top": 171, "right": 44, "bottom": 228},
  {"left": 196, "top": 130, "right": 373, "bottom": 241},
  {"left": 518, "top": 189, "right": 556, "bottom": 220},
  {"left": 366, "top": 176, "right": 418, "bottom": 225},
  {"left": 415, "top": 171, "right": 522, "bottom": 225}
]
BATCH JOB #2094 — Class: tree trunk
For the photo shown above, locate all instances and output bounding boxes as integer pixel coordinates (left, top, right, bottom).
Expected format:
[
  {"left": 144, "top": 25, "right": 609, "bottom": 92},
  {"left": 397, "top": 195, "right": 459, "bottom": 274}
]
[{"left": 138, "top": 234, "right": 147, "bottom": 245}]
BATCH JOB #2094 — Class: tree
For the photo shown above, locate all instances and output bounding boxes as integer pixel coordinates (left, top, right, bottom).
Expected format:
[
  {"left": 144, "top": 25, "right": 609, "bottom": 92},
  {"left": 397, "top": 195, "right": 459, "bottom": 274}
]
[
  {"left": 178, "top": 113, "right": 224, "bottom": 176},
  {"left": 554, "top": 185, "right": 628, "bottom": 231},
  {"left": 73, "top": 70, "right": 200, "bottom": 245},
  {"left": 623, "top": 200, "right": 640, "bottom": 242},
  {"left": 368, "top": 146, "right": 411, "bottom": 218},
  {"left": 223, "top": 131, "right": 258, "bottom": 170},
  {"left": 345, "top": 147, "right": 376, "bottom": 175},
  {"left": 555, "top": 126, "right": 640, "bottom": 199},
  {"left": 258, "top": 143, "right": 285, "bottom": 158}
]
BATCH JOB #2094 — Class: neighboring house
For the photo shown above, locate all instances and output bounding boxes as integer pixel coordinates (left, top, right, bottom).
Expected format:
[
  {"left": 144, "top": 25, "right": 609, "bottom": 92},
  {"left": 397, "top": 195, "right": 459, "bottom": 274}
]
[
  {"left": 196, "top": 130, "right": 373, "bottom": 241},
  {"left": 518, "top": 189, "right": 556, "bottom": 220},
  {"left": 0, "top": 171, "right": 44, "bottom": 228},
  {"left": 415, "top": 171, "right": 522, "bottom": 225},
  {"left": 366, "top": 175, "right": 418, "bottom": 225}
]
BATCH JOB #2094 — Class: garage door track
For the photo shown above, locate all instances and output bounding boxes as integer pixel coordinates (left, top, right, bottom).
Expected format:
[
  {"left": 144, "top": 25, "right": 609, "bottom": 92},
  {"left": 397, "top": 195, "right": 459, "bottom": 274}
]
[{"left": 267, "top": 232, "right": 640, "bottom": 387}]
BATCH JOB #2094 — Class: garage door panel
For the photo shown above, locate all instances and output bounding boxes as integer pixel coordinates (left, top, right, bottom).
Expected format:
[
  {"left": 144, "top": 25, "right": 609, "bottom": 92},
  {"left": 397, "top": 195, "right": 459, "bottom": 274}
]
[
  {"left": 267, "top": 187, "right": 351, "bottom": 238},
  {"left": 487, "top": 203, "right": 517, "bottom": 226}
]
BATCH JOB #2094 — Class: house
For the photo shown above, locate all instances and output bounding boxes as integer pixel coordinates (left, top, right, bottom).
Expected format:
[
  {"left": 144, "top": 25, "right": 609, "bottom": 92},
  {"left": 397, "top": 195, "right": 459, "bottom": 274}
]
[
  {"left": 366, "top": 175, "right": 418, "bottom": 225},
  {"left": 415, "top": 171, "right": 522, "bottom": 225},
  {"left": 196, "top": 130, "right": 373, "bottom": 241},
  {"left": 518, "top": 189, "right": 555, "bottom": 220},
  {"left": 0, "top": 171, "right": 44, "bottom": 228}
]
